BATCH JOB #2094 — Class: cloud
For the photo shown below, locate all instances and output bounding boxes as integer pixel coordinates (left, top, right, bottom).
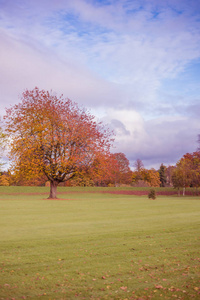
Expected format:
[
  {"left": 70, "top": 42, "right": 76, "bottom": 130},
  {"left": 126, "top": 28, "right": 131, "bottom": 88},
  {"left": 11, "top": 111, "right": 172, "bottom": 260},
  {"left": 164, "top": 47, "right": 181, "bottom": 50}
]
[
  {"left": 1, "top": 1, "right": 200, "bottom": 94},
  {"left": 0, "top": 0, "right": 200, "bottom": 168},
  {"left": 103, "top": 109, "right": 200, "bottom": 168},
  {"left": 0, "top": 28, "right": 125, "bottom": 113}
]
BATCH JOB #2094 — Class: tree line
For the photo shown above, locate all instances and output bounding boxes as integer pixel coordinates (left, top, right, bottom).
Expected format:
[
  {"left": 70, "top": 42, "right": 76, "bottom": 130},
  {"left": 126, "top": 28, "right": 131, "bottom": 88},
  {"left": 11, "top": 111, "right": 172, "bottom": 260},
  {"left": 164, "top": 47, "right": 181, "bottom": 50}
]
[{"left": 0, "top": 88, "right": 199, "bottom": 198}]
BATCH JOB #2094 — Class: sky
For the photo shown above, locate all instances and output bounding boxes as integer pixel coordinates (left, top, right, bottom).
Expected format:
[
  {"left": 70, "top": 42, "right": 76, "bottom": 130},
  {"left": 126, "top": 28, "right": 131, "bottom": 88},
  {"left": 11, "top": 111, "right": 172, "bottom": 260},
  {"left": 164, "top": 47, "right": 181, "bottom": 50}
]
[{"left": 0, "top": 0, "right": 200, "bottom": 170}]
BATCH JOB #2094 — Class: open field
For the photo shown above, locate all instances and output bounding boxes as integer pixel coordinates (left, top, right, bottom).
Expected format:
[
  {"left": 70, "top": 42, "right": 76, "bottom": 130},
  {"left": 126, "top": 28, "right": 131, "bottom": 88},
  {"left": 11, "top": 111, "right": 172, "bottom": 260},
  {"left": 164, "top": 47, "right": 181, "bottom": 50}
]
[{"left": 0, "top": 187, "right": 200, "bottom": 299}]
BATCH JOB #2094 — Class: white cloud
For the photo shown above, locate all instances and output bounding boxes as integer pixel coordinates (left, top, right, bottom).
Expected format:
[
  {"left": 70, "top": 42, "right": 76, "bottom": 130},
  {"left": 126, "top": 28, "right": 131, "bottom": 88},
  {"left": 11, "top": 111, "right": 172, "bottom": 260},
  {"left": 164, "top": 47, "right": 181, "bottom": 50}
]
[
  {"left": 0, "top": 0, "right": 200, "bottom": 168},
  {"left": 103, "top": 109, "right": 200, "bottom": 168},
  {"left": 0, "top": 29, "right": 125, "bottom": 112}
]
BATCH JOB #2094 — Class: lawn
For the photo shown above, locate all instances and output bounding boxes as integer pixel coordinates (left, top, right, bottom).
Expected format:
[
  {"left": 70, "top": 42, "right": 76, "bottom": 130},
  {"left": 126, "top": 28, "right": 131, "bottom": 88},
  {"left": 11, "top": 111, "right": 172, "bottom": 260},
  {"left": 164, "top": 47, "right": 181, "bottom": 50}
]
[{"left": 0, "top": 186, "right": 200, "bottom": 299}]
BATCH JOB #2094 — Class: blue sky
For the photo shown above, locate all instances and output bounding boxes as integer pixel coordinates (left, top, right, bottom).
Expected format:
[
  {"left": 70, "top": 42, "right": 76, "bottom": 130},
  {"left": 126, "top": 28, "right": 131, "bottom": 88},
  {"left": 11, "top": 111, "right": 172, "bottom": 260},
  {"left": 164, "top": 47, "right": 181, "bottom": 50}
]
[{"left": 0, "top": 0, "right": 200, "bottom": 169}]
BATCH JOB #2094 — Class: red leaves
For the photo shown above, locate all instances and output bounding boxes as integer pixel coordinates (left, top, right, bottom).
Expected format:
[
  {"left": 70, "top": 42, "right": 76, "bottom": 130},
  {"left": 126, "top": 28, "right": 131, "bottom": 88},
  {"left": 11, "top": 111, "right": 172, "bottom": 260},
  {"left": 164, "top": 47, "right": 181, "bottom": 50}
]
[
  {"left": 109, "top": 152, "right": 132, "bottom": 185},
  {"left": 120, "top": 286, "right": 127, "bottom": 291},
  {"left": 155, "top": 284, "right": 163, "bottom": 289}
]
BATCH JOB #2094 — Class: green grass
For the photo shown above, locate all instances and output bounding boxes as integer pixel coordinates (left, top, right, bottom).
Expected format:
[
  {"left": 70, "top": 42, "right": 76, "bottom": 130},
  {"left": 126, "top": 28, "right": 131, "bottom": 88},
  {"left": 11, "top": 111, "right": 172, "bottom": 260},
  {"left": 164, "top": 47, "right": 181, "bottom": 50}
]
[{"left": 0, "top": 187, "right": 200, "bottom": 299}]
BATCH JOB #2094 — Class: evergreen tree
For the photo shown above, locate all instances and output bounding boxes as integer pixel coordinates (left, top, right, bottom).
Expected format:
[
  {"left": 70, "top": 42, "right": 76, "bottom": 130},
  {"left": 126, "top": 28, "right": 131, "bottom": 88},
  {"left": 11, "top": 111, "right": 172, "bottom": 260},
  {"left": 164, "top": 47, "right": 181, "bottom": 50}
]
[{"left": 158, "top": 163, "right": 167, "bottom": 187}]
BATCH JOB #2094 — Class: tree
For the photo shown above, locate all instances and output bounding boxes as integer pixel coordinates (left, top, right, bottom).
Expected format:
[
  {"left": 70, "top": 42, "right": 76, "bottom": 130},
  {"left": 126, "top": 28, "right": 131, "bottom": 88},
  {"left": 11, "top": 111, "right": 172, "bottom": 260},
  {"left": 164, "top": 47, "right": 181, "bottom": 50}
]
[
  {"left": 132, "top": 159, "right": 144, "bottom": 183},
  {"left": 111, "top": 153, "right": 132, "bottom": 186},
  {"left": 91, "top": 153, "right": 119, "bottom": 186},
  {"left": 71, "top": 152, "right": 132, "bottom": 187},
  {"left": 165, "top": 165, "right": 175, "bottom": 187},
  {"left": 182, "top": 151, "right": 200, "bottom": 192},
  {"left": 158, "top": 163, "right": 167, "bottom": 187},
  {"left": 172, "top": 151, "right": 200, "bottom": 195},
  {"left": 140, "top": 168, "right": 161, "bottom": 187},
  {"left": 69, "top": 153, "right": 114, "bottom": 187},
  {"left": 172, "top": 156, "right": 192, "bottom": 196},
  {"left": 134, "top": 158, "right": 144, "bottom": 172},
  {"left": 4, "top": 87, "right": 113, "bottom": 198},
  {"left": 132, "top": 159, "right": 160, "bottom": 187}
]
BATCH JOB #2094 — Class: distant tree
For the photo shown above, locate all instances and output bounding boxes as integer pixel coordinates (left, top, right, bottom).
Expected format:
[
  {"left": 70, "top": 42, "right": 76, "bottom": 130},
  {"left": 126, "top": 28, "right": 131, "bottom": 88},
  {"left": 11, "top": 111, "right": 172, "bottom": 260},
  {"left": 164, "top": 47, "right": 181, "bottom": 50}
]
[
  {"left": 172, "top": 168, "right": 183, "bottom": 196},
  {"left": 158, "top": 163, "right": 167, "bottom": 187},
  {"left": 132, "top": 166, "right": 160, "bottom": 187},
  {"left": 4, "top": 87, "right": 113, "bottom": 198},
  {"left": 70, "top": 153, "right": 115, "bottom": 187},
  {"left": 165, "top": 165, "right": 175, "bottom": 187},
  {"left": 172, "top": 151, "right": 200, "bottom": 195},
  {"left": 172, "top": 156, "right": 192, "bottom": 196},
  {"left": 141, "top": 168, "right": 161, "bottom": 187},
  {"left": 111, "top": 152, "right": 132, "bottom": 185},
  {"left": 182, "top": 152, "right": 200, "bottom": 192},
  {"left": 134, "top": 159, "right": 144, "bottom": 172},
  {"left": 67, "top": 152, "right": 132, "bottom": 187},
  {"left": 133, "top": 159, "right": 144, "bottom": 182}
]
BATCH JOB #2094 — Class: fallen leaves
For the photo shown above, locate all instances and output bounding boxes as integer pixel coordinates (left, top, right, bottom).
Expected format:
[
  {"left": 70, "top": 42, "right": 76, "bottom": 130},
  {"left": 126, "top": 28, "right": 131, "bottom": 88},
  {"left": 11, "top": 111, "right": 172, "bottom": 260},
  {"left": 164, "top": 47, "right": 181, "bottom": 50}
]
[
  {"left": 155, "top": 284, "right": 163, "bottom": 289},
  {"left": 106, "top": 285, "right": 111, "bottom": 289},
  {"left": 120, "top": 286, "right": 127, "bottom": 291}
]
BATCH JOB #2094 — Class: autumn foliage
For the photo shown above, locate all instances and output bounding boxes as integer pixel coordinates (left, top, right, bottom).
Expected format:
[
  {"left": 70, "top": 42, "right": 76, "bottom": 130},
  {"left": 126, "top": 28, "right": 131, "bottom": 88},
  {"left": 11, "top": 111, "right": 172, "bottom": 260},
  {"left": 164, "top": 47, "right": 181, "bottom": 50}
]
[
  {"left": 2, "top": 87, "right": 200, "bottom": 195},
  {"left": 172, "top": 151, "right": 200, "bottom": 196},
  {"left": 4, "top": 88, "right": 113, "bottom": 198},
  {"left": 67, "top": 152, "right": 132, "bottom": 187},
  {"left": 132, "top": 166, "right": 161, "bottom": 187}
]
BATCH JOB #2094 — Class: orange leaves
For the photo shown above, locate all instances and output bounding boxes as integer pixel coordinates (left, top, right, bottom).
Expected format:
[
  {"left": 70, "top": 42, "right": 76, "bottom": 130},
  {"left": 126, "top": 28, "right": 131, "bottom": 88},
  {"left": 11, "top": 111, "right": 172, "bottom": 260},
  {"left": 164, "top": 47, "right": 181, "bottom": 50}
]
[
  {"left": 4, "top": 88, "right": 114, "bottom": 195},
  {"left": 132, "top": 167, "right": 161, "bottom": 187},
  {"left": 172, "top": 151, "right": 200, "bottom": 193}
]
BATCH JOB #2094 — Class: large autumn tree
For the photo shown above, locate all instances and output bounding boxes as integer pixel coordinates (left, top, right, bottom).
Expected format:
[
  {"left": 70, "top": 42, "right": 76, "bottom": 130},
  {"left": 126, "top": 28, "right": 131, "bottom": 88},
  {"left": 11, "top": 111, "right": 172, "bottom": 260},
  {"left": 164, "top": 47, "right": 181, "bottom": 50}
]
[{"left": 4, "top": 87, "right": 113, "bottom": 198}]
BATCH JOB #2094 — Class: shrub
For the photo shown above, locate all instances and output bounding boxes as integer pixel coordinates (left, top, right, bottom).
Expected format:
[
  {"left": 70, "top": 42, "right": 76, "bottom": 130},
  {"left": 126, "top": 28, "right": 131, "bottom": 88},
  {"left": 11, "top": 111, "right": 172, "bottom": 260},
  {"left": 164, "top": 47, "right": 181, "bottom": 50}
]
[{"left": 148, "top": 188, "right": 156, "bottom": 199}]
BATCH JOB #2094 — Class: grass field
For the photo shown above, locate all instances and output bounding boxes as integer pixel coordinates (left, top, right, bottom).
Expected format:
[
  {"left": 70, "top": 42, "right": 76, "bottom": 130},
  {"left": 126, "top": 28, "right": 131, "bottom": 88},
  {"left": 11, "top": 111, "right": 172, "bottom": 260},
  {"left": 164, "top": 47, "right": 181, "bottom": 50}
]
[{"left": 0, "top": 186, "right": 200, "bottom": 299}]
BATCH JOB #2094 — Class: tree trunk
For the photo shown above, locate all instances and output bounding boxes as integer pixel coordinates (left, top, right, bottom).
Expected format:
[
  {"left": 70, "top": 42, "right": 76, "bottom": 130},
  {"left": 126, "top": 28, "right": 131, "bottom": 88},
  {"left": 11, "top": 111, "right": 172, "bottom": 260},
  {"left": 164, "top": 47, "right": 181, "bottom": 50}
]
[
  {"left": 183, "top": 186, "right": 185, "bottom": 196},
  {"left": 48, "top": 180, "right": 59, "bottom": 199}
]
